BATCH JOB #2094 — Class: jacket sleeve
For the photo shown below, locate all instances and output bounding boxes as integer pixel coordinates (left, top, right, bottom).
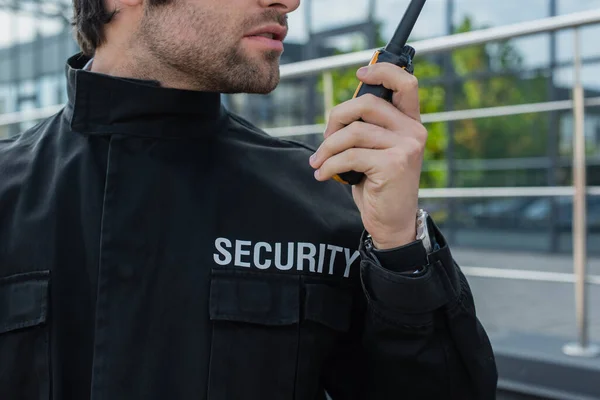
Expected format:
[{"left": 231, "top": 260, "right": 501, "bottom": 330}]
[{"left": 322, "top": 217, "right": 498, "bottom": 399}]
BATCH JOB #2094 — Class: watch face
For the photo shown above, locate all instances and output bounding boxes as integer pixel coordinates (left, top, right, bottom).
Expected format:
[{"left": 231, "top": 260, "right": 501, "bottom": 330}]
[
  {"left": 417, "top": 210, "right": 433, "bottom": 253},
  {"left": 416, "top": 210, "right": 427, "bottom": 240}
]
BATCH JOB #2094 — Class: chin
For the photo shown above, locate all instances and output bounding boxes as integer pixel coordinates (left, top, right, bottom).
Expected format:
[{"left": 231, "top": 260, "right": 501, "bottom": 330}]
[
  {"left": 222, "top": 67, "right": 280, "bottom": 94},
  {"left": 250, "top": 78, "right": 280, "bottom": 94},
  {"left": 222, "top": 81, "right": 279, "bottom": 95},
  {"left": 253, "top": 61, "right": 281, "bottom": 93}
]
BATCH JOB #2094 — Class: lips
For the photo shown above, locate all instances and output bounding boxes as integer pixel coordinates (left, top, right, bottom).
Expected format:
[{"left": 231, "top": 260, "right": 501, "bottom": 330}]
[
  {"left": 244, "top": 25, "right": 287, "bottom": 42},
  {"left": 254, "top": 33, "right": 275, "bottom": 40}
]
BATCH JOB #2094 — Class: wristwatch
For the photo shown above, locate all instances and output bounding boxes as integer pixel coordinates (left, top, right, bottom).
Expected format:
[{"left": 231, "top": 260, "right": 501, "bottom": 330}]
[{"left": 416, "top": 209, "right": 433, "bottom": 253}]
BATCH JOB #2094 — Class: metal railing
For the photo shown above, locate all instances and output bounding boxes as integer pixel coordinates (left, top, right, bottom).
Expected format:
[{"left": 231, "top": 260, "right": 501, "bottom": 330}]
[
  {"left": 265, "top": 97, "right": 600, "bottom": 138},
  {"left": 1, "top": 9, "right": 600, "bottom": 357}
]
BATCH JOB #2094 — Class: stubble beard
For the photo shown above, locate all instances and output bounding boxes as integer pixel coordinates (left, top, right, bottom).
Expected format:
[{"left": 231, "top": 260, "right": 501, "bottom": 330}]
[{"left": 137, "top": 4, "right": 282, "bottom": 94}]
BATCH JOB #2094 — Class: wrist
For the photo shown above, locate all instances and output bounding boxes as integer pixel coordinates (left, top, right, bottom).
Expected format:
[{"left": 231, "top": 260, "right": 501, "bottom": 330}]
[
  {"left": 371, "top": 209, "right": 433, "bottom": 251},
  {"left": 372, "top": 227, "right": 416, "bottom": 250}
]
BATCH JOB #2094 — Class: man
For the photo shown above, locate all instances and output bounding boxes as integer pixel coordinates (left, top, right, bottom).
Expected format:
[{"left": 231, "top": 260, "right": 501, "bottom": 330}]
[{"left": 0, "top": 0, "right": 497, "bottom": 399}]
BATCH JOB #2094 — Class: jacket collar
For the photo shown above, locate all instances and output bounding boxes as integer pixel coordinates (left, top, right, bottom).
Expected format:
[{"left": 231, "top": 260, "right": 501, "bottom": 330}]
[{"left": 64, "top": 53, "right": 228, "bottom": 138}]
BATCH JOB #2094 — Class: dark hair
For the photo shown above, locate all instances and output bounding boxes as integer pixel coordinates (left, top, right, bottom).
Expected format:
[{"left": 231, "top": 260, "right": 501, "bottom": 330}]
[{"left": 72, "top": 0, "right": 170, "bottom": 56}]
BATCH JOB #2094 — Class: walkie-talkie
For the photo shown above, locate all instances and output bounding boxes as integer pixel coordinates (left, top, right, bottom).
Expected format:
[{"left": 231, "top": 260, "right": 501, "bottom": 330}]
[{"left": 333, "top": 0, "right": 427, "bottom": 186}]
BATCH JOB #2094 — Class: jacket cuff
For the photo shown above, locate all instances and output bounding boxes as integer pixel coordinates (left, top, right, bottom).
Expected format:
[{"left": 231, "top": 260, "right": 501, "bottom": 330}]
[
  {"left": 370, "top": 239, "right": 428, "bottom": 273},
  {"left": 358, "top": 219, "right": 461, "bottom": 315}
]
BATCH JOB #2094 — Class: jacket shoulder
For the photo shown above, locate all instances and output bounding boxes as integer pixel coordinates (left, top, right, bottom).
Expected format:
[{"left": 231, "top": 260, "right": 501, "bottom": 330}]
[
  {"left": 0, "top": 121, "right": 48, "bottom": 188},
  {"left": 224, "top": 111, "right": 362, "bottom": 229},
  {"left": 226, "top": 112, "right": 318, "bottom": 153},
  {"left": 0, "top": 116, "right": 60, "bottom": 228}
]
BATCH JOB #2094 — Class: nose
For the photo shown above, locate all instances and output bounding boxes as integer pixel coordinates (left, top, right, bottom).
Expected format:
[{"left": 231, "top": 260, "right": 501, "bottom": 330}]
[{"left": 259, "top": 0, "right": 300, "bottom": 13}]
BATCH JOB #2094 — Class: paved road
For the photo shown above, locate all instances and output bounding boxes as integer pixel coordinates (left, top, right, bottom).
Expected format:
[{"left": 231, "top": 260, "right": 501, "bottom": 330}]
[{"left": 452, "top": 247, "right": 600, "bottom": 344}]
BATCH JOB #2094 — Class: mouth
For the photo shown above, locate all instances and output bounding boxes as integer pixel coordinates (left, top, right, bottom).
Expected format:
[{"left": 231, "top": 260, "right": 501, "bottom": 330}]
[
  {"left": 253, "top": 32, "right": 277, "bottom": 40},
  {"left": 244, "top": 25, "right": 287, "bottom": 53},
  {"left": 244, "top": 24, "right": 288, "bottom": 43}
]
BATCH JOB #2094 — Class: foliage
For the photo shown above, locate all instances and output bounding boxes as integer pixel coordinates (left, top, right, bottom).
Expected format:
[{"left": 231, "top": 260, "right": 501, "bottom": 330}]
[{"left": 451, "top": 18, "right": 549, "bottom": 158}]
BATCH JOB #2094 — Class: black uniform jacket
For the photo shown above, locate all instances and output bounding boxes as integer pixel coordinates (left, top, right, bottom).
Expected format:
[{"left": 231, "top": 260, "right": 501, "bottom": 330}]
[{"left": 0, "top": 54, "right": 497, "bottom": 400}]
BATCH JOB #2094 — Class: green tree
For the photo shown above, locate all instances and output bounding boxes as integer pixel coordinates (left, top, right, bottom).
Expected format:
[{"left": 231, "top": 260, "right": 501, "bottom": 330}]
[
  {"left": 449, "top": 17, "right": 551, "bottom": 187},
  {"left": 452, "top": 18, "right": 549, "bottom": 156}
]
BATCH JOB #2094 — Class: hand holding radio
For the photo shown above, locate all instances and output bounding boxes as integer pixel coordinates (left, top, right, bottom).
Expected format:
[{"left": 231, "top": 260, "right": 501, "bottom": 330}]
[
  {"left": 310, "top": 61, "right": 426, "bottom": 249},
  {"left": 309, "top": 0, "right": 428, "bottom": 250}
]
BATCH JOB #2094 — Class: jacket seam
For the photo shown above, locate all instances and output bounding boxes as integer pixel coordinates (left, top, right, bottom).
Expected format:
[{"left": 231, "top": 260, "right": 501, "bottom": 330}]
[
  {"left": 0, "top": 317, "right": 46, "bottom": 333},
  {"left": 446, "top": 275, "right": 471, "bottom": 319},
  {"left": 293, "top": 277, "right": 304, "bottom": 400},
  {"left": 440, "top": 313, "right": 455, "bottom": 398}
]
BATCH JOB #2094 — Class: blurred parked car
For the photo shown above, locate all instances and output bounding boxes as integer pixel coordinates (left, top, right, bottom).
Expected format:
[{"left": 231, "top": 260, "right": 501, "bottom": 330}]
[
  {"left": 466, "top": 197, "right": 540, "bottom": 229},
  {"left": 459, "top": 196, "right": 600, "bottom": 231},
  {"left": 522, "top": 196, "right": 600, "bottom": 232}
]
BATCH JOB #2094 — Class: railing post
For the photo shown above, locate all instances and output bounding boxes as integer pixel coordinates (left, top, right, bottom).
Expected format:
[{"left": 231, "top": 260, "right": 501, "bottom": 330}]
[
  {"left": 562, "top": 27, "right": 600, "bottom": 358},
  {"left": 323, "top": 71, "right": 335, "bottom": 123}
]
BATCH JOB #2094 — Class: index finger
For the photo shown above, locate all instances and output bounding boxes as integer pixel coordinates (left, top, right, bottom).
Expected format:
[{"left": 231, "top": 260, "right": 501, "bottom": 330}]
[
  {"left": 323, "top": 94, "right": 414, "bottom": 139},
  {"left": 356, "top": 62, "right": 421, "bottom": 122}
]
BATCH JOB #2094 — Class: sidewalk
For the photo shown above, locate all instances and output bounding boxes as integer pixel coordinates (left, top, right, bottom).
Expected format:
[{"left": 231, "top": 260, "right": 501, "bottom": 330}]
[{"left": 451, "top": 247, "right": 600, "bottom": 344}]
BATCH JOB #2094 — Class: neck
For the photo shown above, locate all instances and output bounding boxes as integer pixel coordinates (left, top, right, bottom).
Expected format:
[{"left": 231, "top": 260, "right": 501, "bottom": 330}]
[{"left": 91, "top": 46, "right": 202, "bottom": 91}]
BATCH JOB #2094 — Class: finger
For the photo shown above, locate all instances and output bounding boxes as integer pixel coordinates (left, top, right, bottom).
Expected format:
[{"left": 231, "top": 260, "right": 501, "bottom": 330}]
[
  {"left": 356, "top": 62, "right": 421, "bottom": 122},
  {"left": 310, "top": 121, "right": 397, "bottom": 170},
  {"left": 324, "top": 94, "right": 414, "bottom": 139},
  {"left": 314, "top": 148, "right": 379, "bottom": 182}
]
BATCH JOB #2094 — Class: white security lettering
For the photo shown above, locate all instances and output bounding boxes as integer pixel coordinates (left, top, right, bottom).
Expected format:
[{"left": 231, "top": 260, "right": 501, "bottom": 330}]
[
  {"left": 297, "top": 243, "right": 317, "bottom": 272},
  {"left": 344, "top": 249, "right": 360, "bottom": 278},
  {"left": 235, "top": 240, "right": 252, "bottom": 268},
  {"left": 214, "top": 238, "right": 233, "bottom": 265},
  {"left": 214, "top": 238, "right": 358, "bottom": 278},
  {"left": 254, "top": 242, "right": 272, "bottom": 270},
  {"left": 275, "top": 242, "right": 294, "bottom": 271},
  {"left": 317, "top": 244, "right": 326, "bottom": 273},
  {"left": 327, "top": 245, "right": 344, "bottom": 275}
]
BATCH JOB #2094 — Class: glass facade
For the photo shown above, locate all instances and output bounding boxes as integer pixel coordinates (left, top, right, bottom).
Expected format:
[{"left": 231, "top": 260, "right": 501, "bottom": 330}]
[{"left": 0, "top": 0, "right": 77, "bottom": 136}]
